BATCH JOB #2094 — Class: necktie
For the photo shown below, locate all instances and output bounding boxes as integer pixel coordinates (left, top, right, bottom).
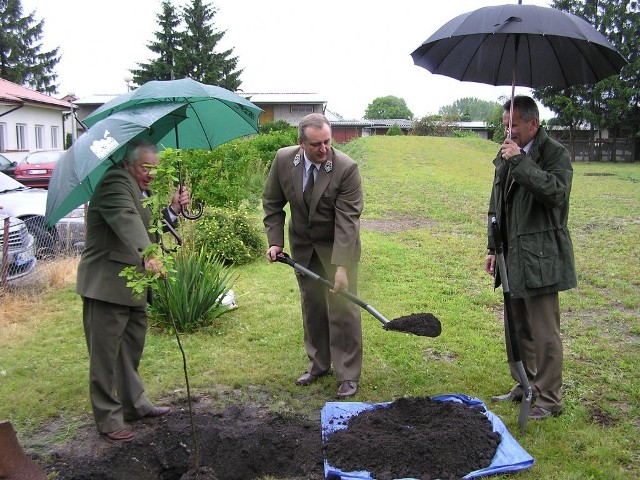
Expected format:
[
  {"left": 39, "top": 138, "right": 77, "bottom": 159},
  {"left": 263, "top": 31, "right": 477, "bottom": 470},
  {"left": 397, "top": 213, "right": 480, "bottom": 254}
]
[{"left": 303, "top": 165, "right": 315, "bottom": 208}]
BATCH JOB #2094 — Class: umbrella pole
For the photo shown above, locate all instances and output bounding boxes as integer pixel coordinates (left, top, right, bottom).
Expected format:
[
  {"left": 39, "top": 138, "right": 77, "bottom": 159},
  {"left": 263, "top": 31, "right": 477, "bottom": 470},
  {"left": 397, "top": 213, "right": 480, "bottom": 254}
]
[{"left": 508, "top": 34, "right": 521, "bottom": 139}]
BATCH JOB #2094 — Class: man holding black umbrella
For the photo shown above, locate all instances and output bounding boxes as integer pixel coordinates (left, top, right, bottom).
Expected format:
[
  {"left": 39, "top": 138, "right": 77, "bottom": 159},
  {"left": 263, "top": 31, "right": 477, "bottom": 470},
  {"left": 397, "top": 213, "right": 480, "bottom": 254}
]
[{"left": 484, "top": 95, "right": 577, "bottom": 421}]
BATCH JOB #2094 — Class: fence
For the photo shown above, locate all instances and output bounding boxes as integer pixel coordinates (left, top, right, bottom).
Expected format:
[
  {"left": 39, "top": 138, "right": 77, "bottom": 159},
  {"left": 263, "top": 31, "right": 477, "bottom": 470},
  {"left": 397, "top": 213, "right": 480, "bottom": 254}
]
[
  {"left": 566, "top": 139, "right": 635, "bottom": 162},
  {"left": 1, "top": 215, "right": 83, "bottom": 297}
]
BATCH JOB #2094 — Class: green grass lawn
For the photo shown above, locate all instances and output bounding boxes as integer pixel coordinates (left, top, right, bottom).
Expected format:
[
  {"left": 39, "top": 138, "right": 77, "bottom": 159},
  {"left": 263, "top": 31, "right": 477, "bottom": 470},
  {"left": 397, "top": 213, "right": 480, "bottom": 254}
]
[{"left": 1, "top": 135, "right": 638, "bottom": 479}]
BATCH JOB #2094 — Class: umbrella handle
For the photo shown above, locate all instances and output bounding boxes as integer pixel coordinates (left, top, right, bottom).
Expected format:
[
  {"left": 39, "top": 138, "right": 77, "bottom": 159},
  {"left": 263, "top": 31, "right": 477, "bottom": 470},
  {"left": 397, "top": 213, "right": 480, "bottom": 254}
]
[
  {"left": 177, "top": 159, "right": 203, "bottom": 220},
  {"left": 181, "top": 202, "right": 203, "bottom": 220}
]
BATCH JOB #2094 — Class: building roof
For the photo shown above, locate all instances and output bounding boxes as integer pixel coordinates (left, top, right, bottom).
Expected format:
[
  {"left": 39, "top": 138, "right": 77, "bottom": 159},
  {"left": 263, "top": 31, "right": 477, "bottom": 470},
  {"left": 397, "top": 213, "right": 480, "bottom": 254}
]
[
  {"left": 241, "top": 92, "right": 327, "bottom": 104},
  {"left": 0, "top": 78, "right": 73, "bottom": 109},
  {"left": 72, "top": 94, "right": 120, "bottom": 106}
]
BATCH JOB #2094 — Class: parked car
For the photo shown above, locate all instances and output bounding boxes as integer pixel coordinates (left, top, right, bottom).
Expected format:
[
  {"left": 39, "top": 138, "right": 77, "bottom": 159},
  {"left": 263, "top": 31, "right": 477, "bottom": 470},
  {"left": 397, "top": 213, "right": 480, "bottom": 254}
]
[
  {"left": 0, "top": 171, "right": 84, "bottom": 258},
  {"left": 0, "top": 153, "right": 17, "bottom": 177},
  {"left": 13, "top": 150, "right": 65, "bottom": 189},
  {"left": 0, "top": 212, "right": 37, "bottom": 283}
]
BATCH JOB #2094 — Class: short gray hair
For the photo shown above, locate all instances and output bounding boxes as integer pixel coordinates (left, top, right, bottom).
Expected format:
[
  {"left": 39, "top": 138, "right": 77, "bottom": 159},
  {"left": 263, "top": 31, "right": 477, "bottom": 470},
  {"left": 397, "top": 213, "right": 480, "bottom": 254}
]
[
  {"left": 503, "top": 95, "right": 539, "bottom": 122},
  {"left": 298, "top": 113, "right": 331, "bottom": 141},
  {"left": 124, "top": 139, "right": 158, "bottom": 166}
]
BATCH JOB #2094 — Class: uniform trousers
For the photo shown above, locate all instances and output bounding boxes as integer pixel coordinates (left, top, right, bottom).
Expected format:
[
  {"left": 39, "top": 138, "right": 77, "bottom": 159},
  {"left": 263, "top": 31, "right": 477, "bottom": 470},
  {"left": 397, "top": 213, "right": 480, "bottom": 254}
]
[
  {"left": 506, "top": 292, "right": 563, "bottom": 412},
  {"left": 296, "top": 252, "right": 362, "bottom": 382},
  {"left": 82, "top": 297, "right": 154, "bottom": 433}
]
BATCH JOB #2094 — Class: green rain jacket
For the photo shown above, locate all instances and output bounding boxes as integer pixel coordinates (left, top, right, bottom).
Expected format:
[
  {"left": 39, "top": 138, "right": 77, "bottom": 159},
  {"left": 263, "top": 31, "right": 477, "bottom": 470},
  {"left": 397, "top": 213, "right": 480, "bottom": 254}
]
[{"left": 487, "top": 127, "right": 577, "bottom": 299}]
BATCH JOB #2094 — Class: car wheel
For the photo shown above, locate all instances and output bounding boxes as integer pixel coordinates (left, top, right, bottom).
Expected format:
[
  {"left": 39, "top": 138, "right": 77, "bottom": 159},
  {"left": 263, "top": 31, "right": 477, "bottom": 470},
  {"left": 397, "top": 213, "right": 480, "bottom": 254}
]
[{"left": 23, "top": 216, "right": 61, "bottom": 259}]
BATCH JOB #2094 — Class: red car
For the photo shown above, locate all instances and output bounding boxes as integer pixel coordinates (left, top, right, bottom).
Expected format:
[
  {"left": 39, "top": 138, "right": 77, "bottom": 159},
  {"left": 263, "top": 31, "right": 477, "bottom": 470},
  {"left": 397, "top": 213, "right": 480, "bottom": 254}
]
[{"left": 14, "top": 150, "right": 65, "bottom": 189}]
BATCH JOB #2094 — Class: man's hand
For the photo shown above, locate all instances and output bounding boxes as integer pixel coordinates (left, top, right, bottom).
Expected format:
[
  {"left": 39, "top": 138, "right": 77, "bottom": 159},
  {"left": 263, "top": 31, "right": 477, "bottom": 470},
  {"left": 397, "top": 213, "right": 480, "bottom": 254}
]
[
  {"left": 266, "top": 245, "right": 283, "bottom": 262},
  {"left": 484, "top": 254, "right": 496, "bottom": 276},
  {"left": 144, "top": 255, "right": 166, "bottom": 279},
  {"left": 170, "top": 186, "right": 191, "bottom": 215},
  {"left": 331, "top": 266, "right": 348, "bottom": 293},
  {"left": 500, "top": 138, "right": 521, "bottom": 161}
]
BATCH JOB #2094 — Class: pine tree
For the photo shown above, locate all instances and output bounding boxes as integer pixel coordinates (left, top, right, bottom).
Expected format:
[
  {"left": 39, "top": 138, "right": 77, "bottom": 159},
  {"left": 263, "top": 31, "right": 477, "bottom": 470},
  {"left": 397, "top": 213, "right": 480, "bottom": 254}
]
[
  {"left": 130, "top": 1, "right": 182, "bottom": 86},
  {"left": 132, "top": 0, "right": 242, "bottom": 90},
  {"left": 0, "top": 0, "right": 60, "bottom": 94},
  {"left": 177, "top": 0, "right": 242, "bottom": 90}
]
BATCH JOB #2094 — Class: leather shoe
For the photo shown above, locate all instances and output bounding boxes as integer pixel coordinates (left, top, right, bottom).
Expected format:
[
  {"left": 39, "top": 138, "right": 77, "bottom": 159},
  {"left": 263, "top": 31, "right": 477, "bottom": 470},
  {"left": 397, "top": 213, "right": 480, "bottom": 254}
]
[
  {"left": 103, "top": 429, "right": 135, "bottom": 443},
  {"left": 296, "top": 371, "right": 329, "bottom": 386},
  {"left": 528, "top": 405, "right": 562, "bottom": 420},
  {"left": 337, "top": 381, "right": 358, "bottom": 398},
  {"left": 144, "top": 406, "right": 172, "bottom": 418}
]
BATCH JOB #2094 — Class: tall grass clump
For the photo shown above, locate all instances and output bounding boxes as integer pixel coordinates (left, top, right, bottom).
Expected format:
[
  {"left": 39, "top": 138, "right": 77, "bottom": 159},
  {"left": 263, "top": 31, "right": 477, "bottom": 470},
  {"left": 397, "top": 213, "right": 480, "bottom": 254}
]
[{"left": 149, "top": 248, "right": 236, "bottom": 333}]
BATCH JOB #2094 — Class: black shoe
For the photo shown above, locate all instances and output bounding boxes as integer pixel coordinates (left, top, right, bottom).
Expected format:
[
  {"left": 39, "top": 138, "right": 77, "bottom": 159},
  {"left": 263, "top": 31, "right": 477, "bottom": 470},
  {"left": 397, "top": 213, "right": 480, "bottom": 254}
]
[{"left": 528, "top": 405, "right": 562, "bottom": 420}]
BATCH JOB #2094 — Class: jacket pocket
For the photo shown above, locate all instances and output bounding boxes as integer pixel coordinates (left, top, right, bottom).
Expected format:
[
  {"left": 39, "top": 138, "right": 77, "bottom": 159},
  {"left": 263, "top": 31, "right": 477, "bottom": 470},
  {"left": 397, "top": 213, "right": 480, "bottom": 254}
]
[
  {"left": 109, "top": 250, "right": 140, "bottom": 266},
  {"left": 520, "top": 234, "right": 559, "bottom": 288}
]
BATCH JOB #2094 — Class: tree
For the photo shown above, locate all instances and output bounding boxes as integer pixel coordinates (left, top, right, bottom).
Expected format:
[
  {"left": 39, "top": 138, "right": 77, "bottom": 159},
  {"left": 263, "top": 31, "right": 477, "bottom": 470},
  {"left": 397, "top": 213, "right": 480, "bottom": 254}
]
[
  {"left": 132, "top": 0, "right": 243, "bottom": 91},
  {"left": 364, "top": 96, "right": 413, "bottom": 120},
  {"left": 0, "top": 0, "right": 60, "bottom": 94},
  {"left": 178, "top": 0, "right": 242, "bottom": 90},
  {"left": 439, "top": 97, "right": 501, "bottom": 122},
  {"left": 131, "top": 1, "right": 182, "bottom": 85},
  {"left": 534, "top": 0, "right": 640, "bottom": 161}
]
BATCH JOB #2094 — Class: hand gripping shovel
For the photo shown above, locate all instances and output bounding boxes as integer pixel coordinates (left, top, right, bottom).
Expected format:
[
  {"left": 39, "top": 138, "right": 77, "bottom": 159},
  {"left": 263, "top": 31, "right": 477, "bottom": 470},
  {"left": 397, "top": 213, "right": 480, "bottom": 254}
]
[
  {"left": 275, "top": 253, "right": 441, "bottom": 338},
  {"left": 491, "top": 218, "right": 533, "bottom": 433}
]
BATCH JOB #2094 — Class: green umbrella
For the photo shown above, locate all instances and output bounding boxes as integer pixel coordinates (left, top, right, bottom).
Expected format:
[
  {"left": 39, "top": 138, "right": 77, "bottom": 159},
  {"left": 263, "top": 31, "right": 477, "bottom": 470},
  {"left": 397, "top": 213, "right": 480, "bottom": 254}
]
[
  {"left": 45, "top": 102, "right": 189, "bottom": 226},
  {"left": 46, "top": 79, "right": 262, "bottom": 227},
  {"left": 84, "top": 78, "right": 262, "bottom": 150}
]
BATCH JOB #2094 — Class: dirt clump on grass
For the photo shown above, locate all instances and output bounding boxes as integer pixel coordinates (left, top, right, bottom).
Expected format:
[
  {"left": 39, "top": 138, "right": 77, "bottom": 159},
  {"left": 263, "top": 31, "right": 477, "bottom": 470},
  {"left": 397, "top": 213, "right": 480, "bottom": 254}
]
[{"left": 36, "top": 393, "right": 501, "bottom": 480}]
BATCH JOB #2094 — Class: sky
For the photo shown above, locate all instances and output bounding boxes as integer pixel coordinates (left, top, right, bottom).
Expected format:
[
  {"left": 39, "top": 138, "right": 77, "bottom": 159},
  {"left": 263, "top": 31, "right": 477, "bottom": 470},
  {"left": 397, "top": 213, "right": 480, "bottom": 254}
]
[{"left": 21, "top": 0, "right": 553, "bottom": 120}]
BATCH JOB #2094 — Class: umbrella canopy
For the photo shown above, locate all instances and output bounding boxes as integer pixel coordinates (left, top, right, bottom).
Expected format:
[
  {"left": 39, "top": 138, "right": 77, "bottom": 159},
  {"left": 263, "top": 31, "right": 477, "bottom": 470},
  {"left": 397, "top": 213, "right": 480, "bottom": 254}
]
[
  {"left": 83, "top": 77, "right": 262, "bottom": 151},
  {"left": 45, "top": 102, "right": 189, "bottom": 226},
  {"left": 411, "top": 3, "right": 628, "bottom": 89}
]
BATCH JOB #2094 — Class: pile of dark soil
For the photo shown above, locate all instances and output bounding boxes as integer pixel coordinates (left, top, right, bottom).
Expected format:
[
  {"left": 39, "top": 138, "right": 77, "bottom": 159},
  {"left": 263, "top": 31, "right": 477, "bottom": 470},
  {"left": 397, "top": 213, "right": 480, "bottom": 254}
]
[
  {"left": 324, "top": 397, "right": 501, "bottom": 480},
  {"left": 34, "top": 393, "right": 500, "bottom": 480},
  {"left": 383, "top": 313, "right": 442, "bottom": 337}
]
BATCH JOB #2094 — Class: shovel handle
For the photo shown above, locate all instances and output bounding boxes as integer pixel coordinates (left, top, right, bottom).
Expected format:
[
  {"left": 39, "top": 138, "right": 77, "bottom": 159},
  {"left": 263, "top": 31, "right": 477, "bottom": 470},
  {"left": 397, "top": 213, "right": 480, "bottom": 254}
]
[{"left": 274, "top": 253, "right": 390, "bottom": 325}]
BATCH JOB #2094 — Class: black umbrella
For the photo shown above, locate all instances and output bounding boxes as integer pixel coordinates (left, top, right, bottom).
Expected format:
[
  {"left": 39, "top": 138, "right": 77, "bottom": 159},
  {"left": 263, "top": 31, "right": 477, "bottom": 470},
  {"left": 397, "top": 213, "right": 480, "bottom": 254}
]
[{"left": 411, "top": 1, "right": 628, "bottom": 131}]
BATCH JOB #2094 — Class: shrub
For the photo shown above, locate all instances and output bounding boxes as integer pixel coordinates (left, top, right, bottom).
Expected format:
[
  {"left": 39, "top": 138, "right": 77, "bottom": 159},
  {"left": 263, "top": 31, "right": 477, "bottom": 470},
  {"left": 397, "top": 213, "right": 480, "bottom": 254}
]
[
  {"left": 386, "top": 124, "right": 404, "bottom": 136},
  {"left": 159, "top": 130, "right": 297, "bottom": 210},
  {"left": 259, "top": 119, "right": 295, "bottom": 134},
  {"left": 193, "top": 206, "right": 265, "bottom": 265},
  {"left": 149, "top": 248, "right": 236, "bottom": 333}
]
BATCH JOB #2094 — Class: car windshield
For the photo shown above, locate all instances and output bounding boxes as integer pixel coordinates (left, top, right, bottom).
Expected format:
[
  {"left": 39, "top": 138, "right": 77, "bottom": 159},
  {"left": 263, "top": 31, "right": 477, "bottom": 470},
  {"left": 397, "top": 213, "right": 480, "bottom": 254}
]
[
  {"left": 0, "top": 171, "right": 28, "bottom": 193},
  {"left": 24, "top": 151, "right": 63, "bottom": 164}
]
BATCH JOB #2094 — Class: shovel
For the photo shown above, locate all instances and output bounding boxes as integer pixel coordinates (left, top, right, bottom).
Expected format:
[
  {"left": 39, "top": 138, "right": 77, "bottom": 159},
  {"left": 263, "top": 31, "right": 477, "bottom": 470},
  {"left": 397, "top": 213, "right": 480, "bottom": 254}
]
[
  {"left": 275, "top": 253, "right": 441, "bottom": 338},
  {"left": 491, "top": 217, "right": 533, "bottom": 433}
]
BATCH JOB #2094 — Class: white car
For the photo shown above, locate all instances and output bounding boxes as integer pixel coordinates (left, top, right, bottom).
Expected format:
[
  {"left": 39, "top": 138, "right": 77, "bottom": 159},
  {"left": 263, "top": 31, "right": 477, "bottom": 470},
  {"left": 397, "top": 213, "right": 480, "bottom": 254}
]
[
  {"left": 0, "top": 212, "right": 36, "bottom": 282},
  {"left": 0, "top": 171, "right": 84, "bottom": 258}
]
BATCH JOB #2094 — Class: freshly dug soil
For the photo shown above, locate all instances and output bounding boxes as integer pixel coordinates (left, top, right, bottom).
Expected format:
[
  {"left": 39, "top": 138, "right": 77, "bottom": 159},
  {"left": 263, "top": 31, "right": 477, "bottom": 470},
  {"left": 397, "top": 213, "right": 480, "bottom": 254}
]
[
  {"left": 324, "top": 397, "right": 501, "bottom": 480},
  {"left": 31, "top": 393, "right": 500, "bottom": 480},
  {"left": 383, "top": 313, "right": 442, "bottom": 337}
]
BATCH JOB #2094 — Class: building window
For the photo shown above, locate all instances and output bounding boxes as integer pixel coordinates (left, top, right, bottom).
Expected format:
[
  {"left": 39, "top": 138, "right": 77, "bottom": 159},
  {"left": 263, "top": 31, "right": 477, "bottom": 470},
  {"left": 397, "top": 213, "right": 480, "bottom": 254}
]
[
  {"left": 291, "top": 105, "right": 314, "bottom": 113},
  {"left": 51, "top": 126, "right": 60, "bottom": 149},
  {"left": 16, "top": 124, "right": 27, "bottom": 150},
  {"left": 0, "top": 123, "right": 6, "bottom": 151},
  {"left": 35, "top": 125, "right": 45, "bottom": 149}
]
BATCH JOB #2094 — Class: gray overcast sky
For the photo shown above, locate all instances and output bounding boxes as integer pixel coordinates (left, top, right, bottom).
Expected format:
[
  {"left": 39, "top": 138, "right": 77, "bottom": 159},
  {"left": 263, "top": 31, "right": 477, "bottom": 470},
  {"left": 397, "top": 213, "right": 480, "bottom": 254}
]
[{"left": 22, "top": 0, "right": 552, "bottom": 119}]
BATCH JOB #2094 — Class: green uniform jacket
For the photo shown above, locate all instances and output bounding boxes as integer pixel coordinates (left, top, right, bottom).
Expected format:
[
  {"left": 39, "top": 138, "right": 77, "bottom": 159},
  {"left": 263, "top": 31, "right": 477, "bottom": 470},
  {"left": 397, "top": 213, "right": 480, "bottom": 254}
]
[
  {"left": 76, "top": 167, "right": 157, "bottom": 307},
  {"left": 487, "top": 127, "right": 577, "bottom": 299}
]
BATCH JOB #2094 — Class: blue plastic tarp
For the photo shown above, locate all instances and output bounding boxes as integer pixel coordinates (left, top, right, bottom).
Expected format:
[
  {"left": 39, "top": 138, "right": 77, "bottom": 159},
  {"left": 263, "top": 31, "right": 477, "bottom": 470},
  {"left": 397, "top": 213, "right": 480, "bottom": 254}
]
[{"left": 321, "top": 394, "right": 534, "bottom": 479}]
